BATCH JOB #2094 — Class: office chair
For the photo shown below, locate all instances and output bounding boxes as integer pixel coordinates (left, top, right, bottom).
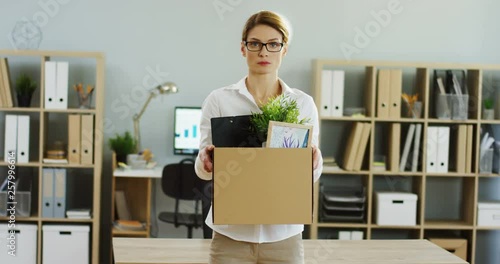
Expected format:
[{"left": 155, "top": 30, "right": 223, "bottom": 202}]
[{"left": 159, "top": 158, "right": 208, "bottom": 238}]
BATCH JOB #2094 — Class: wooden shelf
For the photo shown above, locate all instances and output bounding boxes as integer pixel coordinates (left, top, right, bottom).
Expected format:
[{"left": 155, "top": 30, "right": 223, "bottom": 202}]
[
  {"left": 320, "top": 116, "right": 372, "bottom": 121},
  {"left": 0, "top": 216, "right": 39, "bottom": 222},
  {"left": 0, "top": 107, "right": 42, "bottom": 112},
  {"left": 112, "top": 227, "right": 149, "bottom": 237},
  {"left": 370, "top": 224, "right": 421, "bottom": 229},
  {"left": 41, "top": 163, "right": 95, "bottom": 169},
  {"left": 0, "top": 50, "right": 104, "bottom": 264},
  {"left": 316, "top": 222, "right": 367, "bottom": 228},
  {"left": 424, "top": 220, "right": 473, "bottom": 229},
  {"left": 0, "top": 161, "right": 40, "bottom": 167},
  {"left": 322, "top": 166, "right": 369, "bottom": 175},
  {"left": 475, "top": 226, "right": 500, "bottom": 230},
  {"left": 42, "top": 218, "right": 93, "bottom": 223},
  {"left": 312, "top": 59, "right": 500, "bottom": 264},
  {"left": 43, "top": 108, "right": 96, "bottom": 114}
]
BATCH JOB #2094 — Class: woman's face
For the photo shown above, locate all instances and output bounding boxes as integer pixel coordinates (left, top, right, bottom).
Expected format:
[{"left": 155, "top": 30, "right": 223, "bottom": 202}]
[{"left": 241, "top": 24, "right": 287, "bottom": 76}]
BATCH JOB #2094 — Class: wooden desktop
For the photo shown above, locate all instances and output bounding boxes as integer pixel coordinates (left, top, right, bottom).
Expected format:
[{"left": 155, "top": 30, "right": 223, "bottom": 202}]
[{"left": 113, "top": 237, "right": 468, "bottom": 264}]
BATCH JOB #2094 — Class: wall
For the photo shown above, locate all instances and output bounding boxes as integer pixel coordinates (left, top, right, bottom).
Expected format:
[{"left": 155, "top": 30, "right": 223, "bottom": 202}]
[{"left": 1, "top": 0, "right": 499, "bottom": 263}]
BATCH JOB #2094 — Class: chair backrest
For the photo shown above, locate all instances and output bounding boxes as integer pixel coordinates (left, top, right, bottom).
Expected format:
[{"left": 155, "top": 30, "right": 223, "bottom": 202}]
[{"left": 161, "top": 158, "right": 205, "bottom": 201}]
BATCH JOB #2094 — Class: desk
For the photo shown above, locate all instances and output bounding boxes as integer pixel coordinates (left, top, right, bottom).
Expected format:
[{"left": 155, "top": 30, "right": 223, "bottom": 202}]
[
  {"left": 113, "top": 238, "right": 468, "bottom": 264},
  {"left": 112, "top": 167, "right": 162, "bottom": 237}
]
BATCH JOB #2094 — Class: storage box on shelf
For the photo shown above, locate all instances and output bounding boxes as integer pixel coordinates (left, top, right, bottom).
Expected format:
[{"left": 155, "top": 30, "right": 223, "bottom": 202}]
[
  {"left": 312, "top": 59, "right": 500, "bottom": 264},
  {"left": 0, "top": 50, "right": 104, "bottom": 264}
]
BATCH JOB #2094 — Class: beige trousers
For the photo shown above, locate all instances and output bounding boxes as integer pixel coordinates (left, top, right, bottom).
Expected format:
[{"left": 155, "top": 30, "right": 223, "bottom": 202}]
[{"left": 209, "top": 231, "right": 304, "bottom": 264}]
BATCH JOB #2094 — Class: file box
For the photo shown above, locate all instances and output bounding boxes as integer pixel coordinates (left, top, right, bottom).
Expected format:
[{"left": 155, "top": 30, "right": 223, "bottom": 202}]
[
  {"left": 477, "top": 202, "right": 500, "bottom": 226},
  {"left": 375, "top": 192, "right": 418, "bottom": 226},
  {"left": 0, "top": 224, "right": 37, "bottom": 264},
  {"left": 42, "top": 225, "right": 89, "bottom": 264}
]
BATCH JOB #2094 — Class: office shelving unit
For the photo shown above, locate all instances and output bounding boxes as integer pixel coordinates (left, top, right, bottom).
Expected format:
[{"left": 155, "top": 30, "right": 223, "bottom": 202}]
[
  {"left": 310, "top": 59, "right": 500, "bottom": 264},
  {"left": 0, "top": 50, "right": 104, "bottom": 264}
]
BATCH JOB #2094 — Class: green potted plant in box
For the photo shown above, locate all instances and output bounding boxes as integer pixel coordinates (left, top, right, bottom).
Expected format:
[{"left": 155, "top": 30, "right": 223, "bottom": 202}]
[
  {"left": 483, "top": 98, "right": 495, "bottom": 120},
  {"left": 109, "top": 131, "right": 137, "bottom": 164},
  {"left": 15, "top": 73, "right": 37, "bottom": 107},
  {"left": 250, "top": 94, "right": 309, "bottom": 144}
]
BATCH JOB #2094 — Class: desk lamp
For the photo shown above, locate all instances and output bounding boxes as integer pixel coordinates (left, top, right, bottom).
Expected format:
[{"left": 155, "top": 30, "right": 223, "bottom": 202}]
[{"left": 133, "top": 82, "right": 178, "bottom": 152}]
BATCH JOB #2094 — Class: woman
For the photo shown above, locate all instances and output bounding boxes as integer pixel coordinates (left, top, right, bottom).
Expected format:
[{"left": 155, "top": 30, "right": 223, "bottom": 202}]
[{"left": 195, "top": 10, "right": 323, "bottom": 264}]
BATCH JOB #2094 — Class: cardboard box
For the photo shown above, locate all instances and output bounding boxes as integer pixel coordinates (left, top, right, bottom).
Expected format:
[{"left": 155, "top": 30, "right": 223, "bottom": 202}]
[
  {"left": 375, "top": 192, "right": 418, "bottom": 226},
  {"left": 428, "top": 238, "right": 467, "bottom": 261},
  {"left": 212, "top": 147, "right": 312, "bottom": 224}
]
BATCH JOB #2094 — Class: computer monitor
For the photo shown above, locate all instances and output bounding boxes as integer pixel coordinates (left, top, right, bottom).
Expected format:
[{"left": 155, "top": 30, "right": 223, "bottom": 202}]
[{"left": 173, "top": 106, "right": 202, "bottom": 155}]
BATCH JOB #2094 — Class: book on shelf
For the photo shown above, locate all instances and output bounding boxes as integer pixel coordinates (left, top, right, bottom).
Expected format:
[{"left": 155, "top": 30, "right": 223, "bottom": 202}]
[
  {"left": 66, "top": 208, "right": 92, "bottom": 219},
  {"left": 114, "top": 220, "right": 146, "bottom": 231},
  {"left": 43, "top": 158, "right": 68, "bottom": 164}
]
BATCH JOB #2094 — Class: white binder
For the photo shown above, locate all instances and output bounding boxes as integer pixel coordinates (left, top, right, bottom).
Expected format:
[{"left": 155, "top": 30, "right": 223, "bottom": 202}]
[
  {"left": 426, "top": 126, "right": 438, "bottom": 173},
  {"left": 436, "top": 126, "right": 450, "bottom": 173},
  {"left": 42, "top": 168, "right": 54, "bottom": 218},
  {"left": 320, "top": 70, "right": 332, "bottom": 116},
  {"left": 4, "top": 115, "right": 17, "bottom": 162},
  {"left": 55, "top": 61, "right": 69, "bottom": 109},
  {"left": 17, "top": 115, "right": 30, "bottom": 163},
  {"left": 331, "top": 70, "right": 345, "bottom": 117},
  {"left": 399, "top": 124, "right": 416, "bottom": 172},
  {"left": 53, "top": 169, "right": 66, "bottom": 218},
  {"left": 411, "top": 124, "right": 422, "bottom": 172},
  {"left": 44, "top": 61, "right": 57, "bottom": 109}
]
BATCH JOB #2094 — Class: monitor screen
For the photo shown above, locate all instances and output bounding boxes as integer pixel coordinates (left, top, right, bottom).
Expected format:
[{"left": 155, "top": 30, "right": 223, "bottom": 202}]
[{"left": 173, "top": 106, "right": 202, "bottom": 155}]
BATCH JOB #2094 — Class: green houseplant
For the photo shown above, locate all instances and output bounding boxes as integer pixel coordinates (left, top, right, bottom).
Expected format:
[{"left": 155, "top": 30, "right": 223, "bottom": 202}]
[
  {"left": 109, "top": 131, "right": 137, "bottom": 164},
  {"left": 483, "top": 98, "right": 495, "bottom": 120},
  {"left": 250, "top": 94, "right": 309, "bottom": 143},
  {"left": 15, "top": 73, "right": 37, "bottom": 107}
]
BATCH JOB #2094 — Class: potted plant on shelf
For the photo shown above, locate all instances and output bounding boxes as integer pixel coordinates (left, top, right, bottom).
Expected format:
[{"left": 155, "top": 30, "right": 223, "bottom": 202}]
[
  {"left": 109, "top": 131, "right": 137, "bottom": 164},
  {"left": 250, "top": 94, "right": 309, "bottom": 145},
  {"left": 15, "top": 73, "right": 37, "bottom": 107},
  {"left": 483, "top": 98, "right": 495, "bottom": 120}
]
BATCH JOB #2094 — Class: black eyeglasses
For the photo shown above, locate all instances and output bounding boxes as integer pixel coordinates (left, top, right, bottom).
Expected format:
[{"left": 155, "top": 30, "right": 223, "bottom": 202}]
[{"left": 244, "top": 41, "right": 284, "bottom": 52}]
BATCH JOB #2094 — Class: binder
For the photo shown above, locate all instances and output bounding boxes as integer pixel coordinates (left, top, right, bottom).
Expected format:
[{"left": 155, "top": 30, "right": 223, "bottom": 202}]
[
  {"left": 426, "top": 127, "right": 438, "bottom": 173},
  {"left": 388, "top": 123, "right": 401, "bottom": 172},
  {"left": 343, "top": 122, "right": 364, "bottom": 171},
  {"left": 0, "top": 58, "right": 13, "bottom": 107},
  {"left": 455, "top": 125, "right": 467, "bottom": 173},
  {"left": 353, "top": 123, "right": 371, "bottom": 171},
  {"left": 377, "top": 69, "right": 390, "bottom": 118},
  {"left": 465, "top": 125, "right": 473, "bottom": 173},
  {"left": 4, "top": 114, "right": 17, "bottom": 162},
  {"left": 436, "top": 126, "right": 450, "bottom": 173},
  {"left": 0, "top": 59, "right": 6, "bottom": 107},
  {"left": 399, "top": 124, "right": 416, "bottom": 172},
  {"left": 17, "top": 115, "right": 30, "bottom": 163},
  {"left": 42, "top": 168, "right": 54, "bottom": 218},
  {"left": 411, "top": 124, "right": 422, "bottom": 172},
  {"left": 55, "top": 61, "right": 69, "bottom": 109},
  {"left": 68, "top": 114, "right": 81, "bottom": 164},
  {"left": 53, "top": 169, "right": 66, "bottom": 218},
  {"left": 389, "top": 70, "right": 402, "bottom": 118},
  {"left": 44, "top": 61, "right": 57, "bottom": 109},
  {"left": 80, "top": 114, "right": 94, "bottom": 164},
  {"left": 331, "top": 70, "right": 345, "bottom": 117},
  {"left": 320, "top": 70, "right": 332, "bottom": 116}
]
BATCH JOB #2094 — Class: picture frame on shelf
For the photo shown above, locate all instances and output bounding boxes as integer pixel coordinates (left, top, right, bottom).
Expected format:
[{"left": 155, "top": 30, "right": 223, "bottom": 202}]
[{"left": 266, "top": 121, "right": 312, "bottom": 148}]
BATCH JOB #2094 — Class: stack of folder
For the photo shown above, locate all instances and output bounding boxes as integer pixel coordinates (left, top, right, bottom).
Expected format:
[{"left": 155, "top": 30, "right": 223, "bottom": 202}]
[
  {"left": 320, "top": 185, "right": 366, "bottom": 223},
  {"left": 0, "top": 57, "right": 14, "bottom": 107}
]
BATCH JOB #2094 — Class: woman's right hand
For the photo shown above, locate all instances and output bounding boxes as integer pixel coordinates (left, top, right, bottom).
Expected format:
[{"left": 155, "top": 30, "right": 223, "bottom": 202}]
[{"left": 200, "top": 145, "right": 215, "bottom": 172}]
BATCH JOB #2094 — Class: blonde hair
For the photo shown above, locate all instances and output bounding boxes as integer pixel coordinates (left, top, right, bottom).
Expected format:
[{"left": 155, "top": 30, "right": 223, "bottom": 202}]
[{"left": 242, "top": 10, "right": 292, "bottom": 44}]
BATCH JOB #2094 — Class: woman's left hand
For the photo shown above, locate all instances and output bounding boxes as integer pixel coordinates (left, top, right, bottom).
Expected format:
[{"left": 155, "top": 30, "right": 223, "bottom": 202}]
[{"left": 312, "top": 144, "right": 321, "bottom": 170}]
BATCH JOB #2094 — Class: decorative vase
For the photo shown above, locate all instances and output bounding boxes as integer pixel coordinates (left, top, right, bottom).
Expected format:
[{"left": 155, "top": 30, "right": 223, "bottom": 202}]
[
  {"left": 483, "top": 109, "right": 495, "bottom": 120},
  {"left": 17, "top": 94, "right": 32, "bottom": 107},
  {"left": 116, "top": 154, "right": 127, "bottom": 164}
]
